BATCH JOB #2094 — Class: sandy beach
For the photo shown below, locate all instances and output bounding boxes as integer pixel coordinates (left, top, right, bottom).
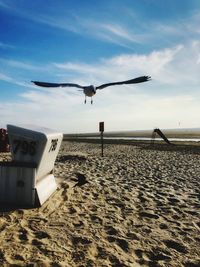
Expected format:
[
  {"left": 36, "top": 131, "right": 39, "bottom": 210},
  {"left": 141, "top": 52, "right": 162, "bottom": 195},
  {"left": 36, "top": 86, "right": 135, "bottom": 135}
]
[{"left": 0, "top": 141, "right": 200, "bottom": 267}]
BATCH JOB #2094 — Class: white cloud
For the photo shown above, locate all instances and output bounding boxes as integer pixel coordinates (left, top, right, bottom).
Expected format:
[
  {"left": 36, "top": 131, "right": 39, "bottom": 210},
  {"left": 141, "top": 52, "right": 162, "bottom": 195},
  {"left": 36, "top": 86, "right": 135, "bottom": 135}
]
[
  {"left": 53, "top": 41, "right": 200, "bottom": 89},
  {"left": 77, "top": 20, "right": 145, "bottom": 48},
  {"left": 0, "top": 59, "right": 42, "bottom": 70},
  {"left": 0, "top": 72, "right": 35, "bottom": 88},
  {"left": 1, "top": 1, "right": 200, "bottom": 49},
  {"left": 0, "top": 42, "right": 14, "bottom": 49},
  {"left": 0, "top": 73, "right": 12, "bottom": 82},
  {"left": 0, "top": 0, "right": 9, "bottom": 9},
  {"left": 1, "top": 2, "right": 200, "bottom": 132},
  {"left": 1, "top": 40, "right": 200, "bottom": 132}
]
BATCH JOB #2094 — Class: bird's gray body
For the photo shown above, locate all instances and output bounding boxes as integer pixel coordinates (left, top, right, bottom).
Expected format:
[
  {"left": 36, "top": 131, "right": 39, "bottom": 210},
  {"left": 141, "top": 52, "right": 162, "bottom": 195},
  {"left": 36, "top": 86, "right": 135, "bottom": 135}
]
[{"left": 83, "top": 85, "right": 96, "bottom": 97}]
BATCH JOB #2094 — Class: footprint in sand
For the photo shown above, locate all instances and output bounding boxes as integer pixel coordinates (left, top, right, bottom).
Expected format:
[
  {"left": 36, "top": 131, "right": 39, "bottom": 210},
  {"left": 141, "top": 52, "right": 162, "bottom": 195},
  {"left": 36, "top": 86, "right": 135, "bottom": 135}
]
[
  {"left": 185, "top": 260, "right": 200, "bottom": 267},
  {"left": 68, "top": 206, "right": 77, "bottom": 215},
  {"left": 139, "top": 211, "right": 160, "bottom": 219},
  {"left": 105, "top": 225, "right": 119, "bottom": 236},
  {"left": 73, "top": 220, "right": 84, "bottom": 228},
  {"left": 32, "top": 239, "right": 49, "bottom": 255},
  {"left": 32, "top": 239, "right": 43, "bottom": 246},
  {"left": 147, "top": 247, "right": 172, "bottom": 261},
  {"left": 163, "top": 239, "right": 188, "bottom": 253},
  {"left": 71, "top": 235, "right": 92, "bottom": 246},
  {"left": 135, "top": 247, "right": 172, "bottom": 266},
  {"left": 109, "top": 254, "right": 127, "bottom": 267},
  {"left": 135, "top": 248, "right": 144, "bottom": 259},
  {"left": 28, "top": 217, "right": 48, "bottom": 233},
  {"left": 18, "top": 229, "right": 28, "bottom": 241},
  {"left": 134, "top": 249, "right": 149, "bottom": 266},
  {"left": 97, "top": 246, "right": 109, "bottom": 260},
  {"left": 167, "top": 197, "right": 180, "bottom": 205},
  {"left": 34, "top": 231, "right": 51, "bottom": 239},
  {"left": 72, "top": 250, "right": 85, "bottom": 263},
  {"left": 14, "top": 254, "right": 24, "bottom": 261},
  {"left": 126, "top": 231, "right": 140, "bottom": 240},
  {"left": 0, "top": 250, "right": 5, "bottom": 263},
  {"left": 107, "top": 235, "right": 129, "bottom": 252},
  {"left": 90, "top": 214, "right": 103, "bottom": 224},
  {"left": 159, "top": 223, "right": 168, "bottom": 229}
]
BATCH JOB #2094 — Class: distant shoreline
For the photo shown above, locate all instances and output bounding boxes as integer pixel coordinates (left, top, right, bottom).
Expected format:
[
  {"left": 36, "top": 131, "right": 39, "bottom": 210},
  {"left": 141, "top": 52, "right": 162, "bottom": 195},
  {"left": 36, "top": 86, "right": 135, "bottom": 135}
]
[
  {"left": 63, "top": 136, "right": 200, "bottom": 148},
  {"left": 64, "top": 128, "right": 200, "bottom": 140}
]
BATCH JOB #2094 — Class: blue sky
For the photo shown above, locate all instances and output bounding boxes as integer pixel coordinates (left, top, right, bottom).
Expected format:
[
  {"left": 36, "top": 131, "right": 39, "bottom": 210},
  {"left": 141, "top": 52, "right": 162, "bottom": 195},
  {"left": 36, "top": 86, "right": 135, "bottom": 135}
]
[{"left": 1, "top": 0, "right": 200, "bottom": 133}]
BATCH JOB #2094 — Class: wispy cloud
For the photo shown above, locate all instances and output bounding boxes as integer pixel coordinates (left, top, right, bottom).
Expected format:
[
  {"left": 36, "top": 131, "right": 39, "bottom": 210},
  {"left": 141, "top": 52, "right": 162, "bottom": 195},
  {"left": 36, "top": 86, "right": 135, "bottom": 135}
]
[
  {"left": 53, "top": 43, "right": 188, "bottom": 86},
  {"left": 0, "top": 73, "right": 12, "bottom": 82},
  {"left": 0, "top": 0, "right": 9, "bottom": 8},
  {"left": 0, "top": 58, "right": 44, "bottom": 70},
  {"left": 1, "top": 0, "right": 200, "bottom": 50},
  {"left": 0, "top": 42, "right": 14, "bottom": 49},
  {"left": 23, "top": 14, "right": 145, "bottom": 48},
  {"left": 1, "top": 1, "right": 200, "bottom": 131},
  {"left": 0, "top": 72, "right": 34, "bottom": 88},
  {"left": 73, "top": 19, "right": 146, "bottom": 48},
  {"left": 34, "top": 12, "right": 200, "bottom": 49},
  {"left": 0, "top": 1, "right": 143, "bottom": 47},
  {"left": 1, "top": 40, "right": 200, "bottom": 131},
  {"left": 2, "top": 40, "right": 199, "bottom": 96}
]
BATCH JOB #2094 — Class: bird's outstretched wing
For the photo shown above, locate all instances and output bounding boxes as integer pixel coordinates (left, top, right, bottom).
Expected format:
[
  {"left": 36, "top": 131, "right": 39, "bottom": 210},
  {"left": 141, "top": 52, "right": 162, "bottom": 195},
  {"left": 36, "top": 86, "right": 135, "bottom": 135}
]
[
  {"left": 31, "top": 81, "right": 84, "bottom": 89},
  {"left": 96, "top": 76, "right": 151, "bottom": 90}
]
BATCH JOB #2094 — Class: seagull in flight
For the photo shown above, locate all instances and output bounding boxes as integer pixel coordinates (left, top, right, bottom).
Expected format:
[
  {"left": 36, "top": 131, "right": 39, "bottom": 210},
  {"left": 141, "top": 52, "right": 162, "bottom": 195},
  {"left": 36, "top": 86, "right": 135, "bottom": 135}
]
[{"left": 32, "top": 75, "right": 151, "bottom": 104}]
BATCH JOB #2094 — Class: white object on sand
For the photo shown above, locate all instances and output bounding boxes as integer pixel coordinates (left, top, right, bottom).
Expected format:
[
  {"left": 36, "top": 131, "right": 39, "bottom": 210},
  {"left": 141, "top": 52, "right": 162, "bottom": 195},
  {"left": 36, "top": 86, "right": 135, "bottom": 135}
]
[{"left": 0, "top": 124, "right": 63, "bottom": 207}]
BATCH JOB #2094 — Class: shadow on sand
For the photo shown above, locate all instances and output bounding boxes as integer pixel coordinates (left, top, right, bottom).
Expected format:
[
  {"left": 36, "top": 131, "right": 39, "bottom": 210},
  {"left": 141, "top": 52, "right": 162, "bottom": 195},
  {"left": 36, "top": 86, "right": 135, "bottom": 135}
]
[
  {"left": 0, "top": 198, "right": 40, "bottom": 213},
  {"left": 57, "top": 154, "right": 87, "bottom": 163},
  {"left": 0, "top": 204, "right": 31, "bottom": 214}
]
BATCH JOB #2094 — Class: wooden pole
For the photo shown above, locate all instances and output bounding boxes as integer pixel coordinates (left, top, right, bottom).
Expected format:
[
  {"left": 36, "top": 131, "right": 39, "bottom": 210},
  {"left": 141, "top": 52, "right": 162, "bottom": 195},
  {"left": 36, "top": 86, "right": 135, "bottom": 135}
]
[
  {"left": 99, "top": 122, "right": 104, "bottom": 157},
  {"left": 101, "top": 131, "right": 104, "bottom": 157}
]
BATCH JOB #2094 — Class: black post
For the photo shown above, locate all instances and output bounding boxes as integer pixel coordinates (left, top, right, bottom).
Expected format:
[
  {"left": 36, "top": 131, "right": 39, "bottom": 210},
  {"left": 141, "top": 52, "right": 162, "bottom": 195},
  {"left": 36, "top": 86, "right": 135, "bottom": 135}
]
[
  {"left": 101, "top": 131, "right": 104, "bottom": 157},
  {"left": 99, "top": 122, "right": 104, "bottom": 157}
]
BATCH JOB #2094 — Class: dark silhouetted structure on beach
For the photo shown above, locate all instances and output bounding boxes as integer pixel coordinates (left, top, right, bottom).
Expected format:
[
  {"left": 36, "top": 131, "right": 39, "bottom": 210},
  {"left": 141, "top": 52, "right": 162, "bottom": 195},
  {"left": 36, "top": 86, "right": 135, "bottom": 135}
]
[{"left": 151, "top": 128, "right": 172, "bottom": 145}]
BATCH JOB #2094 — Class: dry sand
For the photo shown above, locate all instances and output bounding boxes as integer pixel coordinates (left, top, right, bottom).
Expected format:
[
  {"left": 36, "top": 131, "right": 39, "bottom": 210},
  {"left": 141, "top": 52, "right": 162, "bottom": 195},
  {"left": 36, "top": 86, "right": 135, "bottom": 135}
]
[{"left": 0, "top": 141, "right": 200, "bottom": 267}]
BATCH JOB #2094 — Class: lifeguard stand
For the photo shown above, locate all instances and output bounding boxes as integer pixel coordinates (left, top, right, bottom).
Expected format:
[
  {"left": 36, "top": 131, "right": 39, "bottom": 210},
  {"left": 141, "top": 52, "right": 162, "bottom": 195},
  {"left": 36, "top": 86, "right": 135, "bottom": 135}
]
[{"left": 0, "top": 125, "right": 63, "bottom": 207}]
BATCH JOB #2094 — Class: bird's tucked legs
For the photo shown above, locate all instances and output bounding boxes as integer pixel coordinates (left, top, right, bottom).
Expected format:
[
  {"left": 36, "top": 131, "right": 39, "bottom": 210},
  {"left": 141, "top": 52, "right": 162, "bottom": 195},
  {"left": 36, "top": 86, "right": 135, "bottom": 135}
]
[
  {"left": 84, "top": 96, "right": 86, "bottom": 104},
  {"left": 91, "top": 97, "right": 93, "bottom": 104}
]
